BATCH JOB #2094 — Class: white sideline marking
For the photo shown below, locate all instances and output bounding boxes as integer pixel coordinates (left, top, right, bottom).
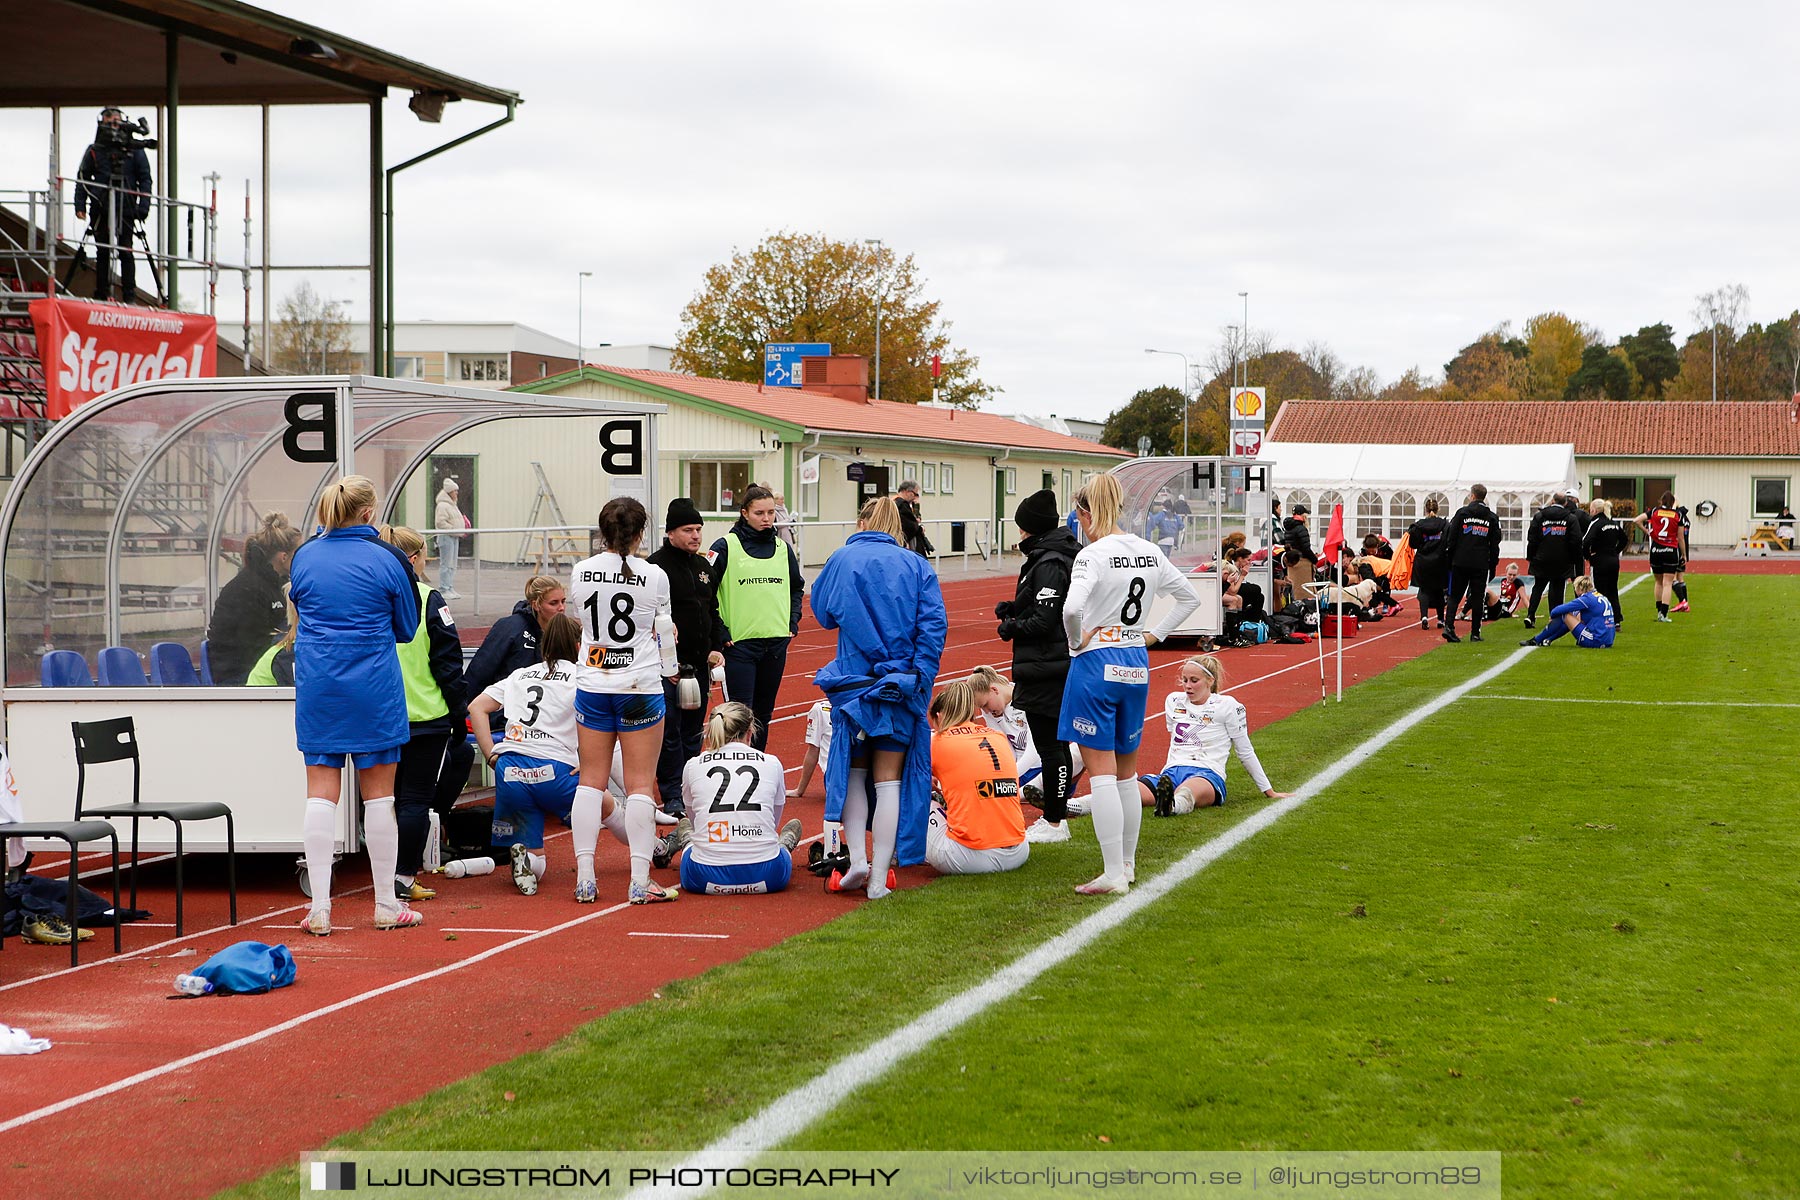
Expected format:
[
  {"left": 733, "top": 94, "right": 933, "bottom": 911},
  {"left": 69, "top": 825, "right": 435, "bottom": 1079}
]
[
  {"left": 628, "top": 931, "right": 729, "bottom": 940},
  {"left": 442, "top": 927, "right": 537, "bottom": 934},
  {"left": 624, "top": 642, "right": 1550, "bottom": 1200},
  {"left": 0, "top": 898, "right": 636, "bottom": 1135},
  {"left": 1474, "top": 695, "right": 1800, "bottom": 708}
]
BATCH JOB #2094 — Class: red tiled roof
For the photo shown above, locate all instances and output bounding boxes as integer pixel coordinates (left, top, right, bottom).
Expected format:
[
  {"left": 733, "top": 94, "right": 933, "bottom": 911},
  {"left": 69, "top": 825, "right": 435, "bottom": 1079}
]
[
  {"left": 589, "top": 366, "right": 1129, "bottom": 458},
  {"left": 1266, "top": 400, "right": 1800, "bottom": 457}
]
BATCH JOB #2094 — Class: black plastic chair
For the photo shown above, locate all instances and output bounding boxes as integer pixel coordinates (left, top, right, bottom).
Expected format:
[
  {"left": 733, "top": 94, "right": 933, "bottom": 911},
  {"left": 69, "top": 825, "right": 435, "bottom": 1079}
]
[
  {"left": 72, "top": 717, "right": 236, "bottom": 935},
  {"left": 0, "top": 821, "right": 122, "bottom": 966}
]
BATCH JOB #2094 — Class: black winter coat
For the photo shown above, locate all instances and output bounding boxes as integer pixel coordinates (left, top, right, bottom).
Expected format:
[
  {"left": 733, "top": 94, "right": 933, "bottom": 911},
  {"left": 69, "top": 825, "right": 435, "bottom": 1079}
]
[
  {"left": 1406, "top": 515, "right": 1450, "bottom": 586},
  {"left": 207, "top": 547, "right": 288, "bottom": 686},
  {"left": 1445, "top": 501, "right": 1502, "bottom": 573},
  {"left": 1582, "top": 514, "right": 1627, "bottom": 566},
  {"left": 997, "top": 527, "right": 1078, "bottom": 713},
  {"left": 1526, "top": 503, "right": 1577, "bottom": 572},
  {"left": 461, "top": 599, "right": 543, "bottom": 730},
  {"left": 1282, "top": 516, "right": 1316, "bottom": 563},
  {"left": 649, "top": 539, "right": 728, "bottom": 672}
]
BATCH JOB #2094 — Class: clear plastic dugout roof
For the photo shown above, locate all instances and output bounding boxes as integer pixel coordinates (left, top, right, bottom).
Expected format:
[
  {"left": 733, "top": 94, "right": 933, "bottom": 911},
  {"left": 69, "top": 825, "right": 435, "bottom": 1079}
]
[{"left": 0, "top": 376, "right": 661, "bottom": 688}]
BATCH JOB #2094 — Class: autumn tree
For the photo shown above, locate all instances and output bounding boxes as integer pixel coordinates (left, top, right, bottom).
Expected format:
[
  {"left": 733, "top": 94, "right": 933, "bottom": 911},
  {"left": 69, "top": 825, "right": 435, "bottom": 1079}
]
[
  {"left": 1100, "top": 386, "right": 1186, "bottom": 455},
  {"left": 271, "top": 282, "right": 352, "bottom": 374},
  {"left": 671, "top": 232, "right": 993, "bottom": 408},
  {"left": 1522, "top": 312, "right": 1599, "bottom": 402},
  {"left": 1377, "top": 366, "right": 1440, "bottom": 402},
  {"left": 1564, "top": 344, "right": 1634, "bottom": 402},
  {"left": 1442, "top": 331, "right": 1527, "bottom": 402}
]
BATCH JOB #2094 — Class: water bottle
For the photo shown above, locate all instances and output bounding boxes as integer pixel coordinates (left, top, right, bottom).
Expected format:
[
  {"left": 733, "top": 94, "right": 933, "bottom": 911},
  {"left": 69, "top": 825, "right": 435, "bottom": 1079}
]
[
  {"left": 442, "top": 856, "right": 495, "bottom": 879},
  {"left": 677, "top": 665, "right": 702, "bottom": 711},
  {"left": 173, "top": 973, "right": 213, "bottom": 996}
]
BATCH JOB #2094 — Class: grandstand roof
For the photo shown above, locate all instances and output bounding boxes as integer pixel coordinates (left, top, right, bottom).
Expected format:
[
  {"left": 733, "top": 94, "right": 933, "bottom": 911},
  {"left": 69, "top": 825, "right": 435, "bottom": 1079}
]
[
  {"left": 1266, "top": 399, "right": 1800, "bottom": 458},
  {"left": 1, "top": 0, "right": 520, "bottom": 108},
  {"left": 519, "top": 366, "right": 1131, "bottom": 459}
]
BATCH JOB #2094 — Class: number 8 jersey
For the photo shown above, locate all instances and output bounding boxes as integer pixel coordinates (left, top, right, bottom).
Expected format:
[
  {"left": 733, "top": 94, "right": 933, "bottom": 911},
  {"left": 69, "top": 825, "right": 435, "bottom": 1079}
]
[
  {"left": 569, "top": 550, "right": 672, "bottom": 695},
  {"left": 682, "top": 746, "right": 787, "bottom": 866}
]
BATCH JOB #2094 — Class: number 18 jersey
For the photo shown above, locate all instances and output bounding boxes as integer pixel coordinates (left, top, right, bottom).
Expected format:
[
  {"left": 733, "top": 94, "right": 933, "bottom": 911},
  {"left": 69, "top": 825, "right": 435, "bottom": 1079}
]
[
  {"left": 682, "top": 746, "right": 787, "bottom": 866},
  {"left": 568, "top": 550, "right": 671, "bottom": 694}
]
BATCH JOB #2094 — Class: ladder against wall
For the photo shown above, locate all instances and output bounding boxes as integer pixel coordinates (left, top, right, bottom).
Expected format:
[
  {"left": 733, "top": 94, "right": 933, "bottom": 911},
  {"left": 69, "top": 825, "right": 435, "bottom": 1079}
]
[{"left": 514, "top": 461, "right": 583, "bottom": 568}]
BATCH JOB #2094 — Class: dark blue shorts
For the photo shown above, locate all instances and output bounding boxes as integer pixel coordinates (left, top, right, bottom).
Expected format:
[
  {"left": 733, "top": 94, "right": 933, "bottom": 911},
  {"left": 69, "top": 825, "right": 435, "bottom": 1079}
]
[
  {"left": 491, "top": 754, "right": 578, "bottom": 849},
  {"left": 303, "top": 745, "right": 403, "bottom": 769}
]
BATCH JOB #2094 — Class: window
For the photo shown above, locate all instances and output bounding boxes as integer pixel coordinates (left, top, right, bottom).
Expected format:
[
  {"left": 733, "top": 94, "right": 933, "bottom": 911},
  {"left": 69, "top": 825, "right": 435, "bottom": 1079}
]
[
  {"left": 1529, "top": 492, "right": 1553, "bottom": 516},
  {"left": 1316, "top": 490, "right": 1343, "bottom": 518},
  {"left": 1498, "top": 492, "right": 1525, "bottom": 542},
  {"left": 1753, "top": 477, "right": 1789, "bottom": 516},
  {"left": 1042, "top": 471, "right": 1055, "bottom": 491},
  {"left": 1005, "top": 467, "right": 1017, "bottom": 495},
  {"left": 1062, "top": 469, "right": 1073, "bottom": 507},
  {"left": 1286, "top": 490, "right": 1311, "bottom": 516},
  {"left": 939, "top": 463, "right": 954, "bottom": 494},
  {"left": 1424, "top": 491, "right": 1449, "bottom": 520},
  {"left": 688, "top": 461, "right": 753, "bottom": 513},
  {"left": 921, "top": 463, "right": 937, "bottom": 494},
  {"left": 1356, "top": 490, "right": 1384, "bottom": 540},
  {"left": 902, "top": 462, "right": 919, "bottom": 488},
  {"left": 453, "top": 355, "right": 509, "bottom": 383},
  {"left": 1388, "top": 491, "right": 1415, "bottom": 538},
  {"left": 389, "top": 355, "right": 424, "bottom": 380}
]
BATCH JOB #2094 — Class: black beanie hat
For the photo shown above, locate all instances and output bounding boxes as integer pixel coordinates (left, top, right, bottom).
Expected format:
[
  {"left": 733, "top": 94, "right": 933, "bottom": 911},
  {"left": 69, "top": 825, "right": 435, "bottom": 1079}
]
[
  {"left": 665, "top": 496, "right": 704, "bottom": 531},
  {"left": 1015, "top": 488, "right": 1061, "bottom": 536}
]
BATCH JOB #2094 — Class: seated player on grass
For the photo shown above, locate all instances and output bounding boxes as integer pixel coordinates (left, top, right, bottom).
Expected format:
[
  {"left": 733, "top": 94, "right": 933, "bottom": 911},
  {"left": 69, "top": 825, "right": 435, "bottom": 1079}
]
[
  {"left": 926, "top": 679, "right": 1030, "bottom": 875},
  {"left": 1133, "top": 655, "right": 1293, "bottom": 815},
  {"left": 1472, "top": 561, "right": 1526, "bottom": 620},
  {"left": 1520, "top": 575, "right": 1616, "bottom": 649},
  {"left": 470, "top": 613, "right": 638, "bottom": 896},
  {"left": 670, "top": 702, "right": 803, "bottom": 895}
]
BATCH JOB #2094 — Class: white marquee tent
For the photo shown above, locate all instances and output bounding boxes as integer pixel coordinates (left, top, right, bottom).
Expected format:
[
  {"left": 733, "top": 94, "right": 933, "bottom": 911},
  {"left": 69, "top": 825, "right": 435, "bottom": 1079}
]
[{"left": 1263, "top": 442, "right": 1578, "bottom": 556}]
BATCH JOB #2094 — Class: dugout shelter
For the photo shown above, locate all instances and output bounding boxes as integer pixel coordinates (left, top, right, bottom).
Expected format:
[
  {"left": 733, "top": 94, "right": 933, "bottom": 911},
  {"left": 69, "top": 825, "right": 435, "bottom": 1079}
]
[
  {"left": 1109, "top": 454, "right": 1276, "bottom": 639},
  {"left": 0, "top": 375, "right": 663, "bottom": 853}
]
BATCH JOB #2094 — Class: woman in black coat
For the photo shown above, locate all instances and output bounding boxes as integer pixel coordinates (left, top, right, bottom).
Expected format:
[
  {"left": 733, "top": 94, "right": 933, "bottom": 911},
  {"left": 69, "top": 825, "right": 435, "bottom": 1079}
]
[
  {"left": 1581, "top": 499, "right": 1628, "bottom": 628},
  {"left": 207, "top": 511, "right": 303, "bottom": 685},
  {"left": 996, "top": 489, "right": 1079, "bottom": 845},
  {"left": 1406, "top": 498, "right": 1450, "bottom": 630}
]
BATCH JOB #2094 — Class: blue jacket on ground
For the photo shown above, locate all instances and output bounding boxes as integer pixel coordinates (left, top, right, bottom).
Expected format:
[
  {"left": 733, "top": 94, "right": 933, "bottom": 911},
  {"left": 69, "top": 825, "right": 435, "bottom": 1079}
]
[
  {"left": 810, "top": 530, "right": 948, "bottom": 866},
  {"left": 288, "top": 525, "right": 419, "bottom": 754}
]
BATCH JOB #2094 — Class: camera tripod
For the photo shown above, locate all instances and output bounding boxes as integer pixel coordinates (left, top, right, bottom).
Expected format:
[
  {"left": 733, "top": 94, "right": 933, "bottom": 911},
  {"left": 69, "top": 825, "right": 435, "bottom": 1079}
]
[{"left": 60, "top": 208, "right": 167, "bottom": 307}]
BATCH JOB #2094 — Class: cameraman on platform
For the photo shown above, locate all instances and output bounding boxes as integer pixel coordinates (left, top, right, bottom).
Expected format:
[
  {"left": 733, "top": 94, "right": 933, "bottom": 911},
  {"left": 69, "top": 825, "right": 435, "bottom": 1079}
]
[{"left": 74, "top": 107, "right": 154, "bottom": 303}]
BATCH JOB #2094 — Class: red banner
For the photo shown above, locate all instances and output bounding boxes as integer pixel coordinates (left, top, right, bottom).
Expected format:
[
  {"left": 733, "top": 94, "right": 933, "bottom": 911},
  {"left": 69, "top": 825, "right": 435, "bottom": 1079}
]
[{"left": 28, "top": 298, "right": 217, "bottom": 419}]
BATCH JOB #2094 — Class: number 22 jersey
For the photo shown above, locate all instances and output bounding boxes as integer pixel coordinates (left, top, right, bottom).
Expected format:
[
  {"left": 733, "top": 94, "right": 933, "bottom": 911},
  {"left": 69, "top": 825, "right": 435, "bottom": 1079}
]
[
  {"left": 568, "top": 550, "right": 671, "bottom": 694},
  {"left": 682, "top": 746, "right": 787, "bottom": 866}
]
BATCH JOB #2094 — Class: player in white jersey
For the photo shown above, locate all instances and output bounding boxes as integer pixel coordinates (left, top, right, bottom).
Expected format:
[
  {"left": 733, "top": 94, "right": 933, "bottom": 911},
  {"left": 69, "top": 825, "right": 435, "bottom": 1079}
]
[
  {"left": 469, "top": 614, "right": 632, "bottom": 895},
  {"left": 671, "top": 702, "right": 803, "bottom": 894},
  {"left": 1133, "top": 655, "right": 1292, "bottom": 816},
  {"left": 567, "top": 498, "right": 680, "bottom": 905},
  {"left": 1058, "top": 473, "right": 1199, "bottom": 896},
  {"left": 966, "top": 666, "right": 1089, "bottom": 814},
  {"left": 787, "top": 699, "right": 833, "bottom": 798}
]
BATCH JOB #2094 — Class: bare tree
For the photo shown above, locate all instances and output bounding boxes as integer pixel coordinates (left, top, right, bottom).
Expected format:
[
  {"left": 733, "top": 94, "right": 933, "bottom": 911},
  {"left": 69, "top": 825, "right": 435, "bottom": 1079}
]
[
  {"left": 1692, "top": 283, "right": 1750, "bottom": 401},
  {"left": 271, "top": 282, "right": 353, "bottom": 375},
  {"left": 1300, "top": 340, "right": 1344, "bottom": 398}
]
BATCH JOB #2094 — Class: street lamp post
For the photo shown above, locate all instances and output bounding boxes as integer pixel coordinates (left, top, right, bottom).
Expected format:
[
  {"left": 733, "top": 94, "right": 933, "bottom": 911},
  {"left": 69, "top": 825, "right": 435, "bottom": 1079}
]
[
  {"left": 1144, "top": 348, "right": 1191, "bottom": 455},
  {"left": 577, "top": 270, "right": 593, "bottom": 372},
  {"left": 863, "top": 239, "right": 884, "bottom": 400},
  {"left": 1237, "top": 291, "right": 1249, "bottom": 388}
]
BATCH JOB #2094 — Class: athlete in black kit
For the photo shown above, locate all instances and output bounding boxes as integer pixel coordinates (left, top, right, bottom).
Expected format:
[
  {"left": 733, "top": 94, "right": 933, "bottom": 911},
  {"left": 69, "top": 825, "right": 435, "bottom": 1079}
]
[{"left": 1441, "top": 483, "right": 1501, "bottom": 644}]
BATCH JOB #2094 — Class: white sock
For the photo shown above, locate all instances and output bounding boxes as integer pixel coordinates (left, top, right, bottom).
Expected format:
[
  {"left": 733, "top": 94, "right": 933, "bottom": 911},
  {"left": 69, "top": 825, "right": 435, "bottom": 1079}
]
[
  {"left": 528, "top": 852, "right": 547, "bottom": 880},
  {"left": 625, "top": 794, "right": 656, "bottom": 886},
  {"left": 601, "top": 802, "right": 630, "bottom": 845},
  {"left": 1173, "top": 788, "right": 1196, "bottom": 815},
  {"left": 1087, "top": 775, "right": 1126, "bottom": 880},
  {"left": 363, "top": 796, "right": 400, "bottom": 909},
  {"left": 842, "top": 767, "right": 870, "bottom": 872},
  {"left": 870, "top": 780, "right": 901, "bottom": 889},
  {"left": 1119, "top": 774, "right": 1143, "bottom": 864},
  {"left": 571, "top": 784, "right": 605, "bottom": 883},
  {"left": 303, "top": 797, "right": 336, "bottom": 910},
  {"left": 396, "top": 873, "right": 415, "bottom": 887}
]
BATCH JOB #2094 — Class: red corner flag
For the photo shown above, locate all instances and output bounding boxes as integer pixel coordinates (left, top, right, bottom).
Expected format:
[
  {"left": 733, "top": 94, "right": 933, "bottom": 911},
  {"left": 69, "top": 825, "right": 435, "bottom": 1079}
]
[{"left": 1320, "top": 503, "right": 1346, "bottom": 566}]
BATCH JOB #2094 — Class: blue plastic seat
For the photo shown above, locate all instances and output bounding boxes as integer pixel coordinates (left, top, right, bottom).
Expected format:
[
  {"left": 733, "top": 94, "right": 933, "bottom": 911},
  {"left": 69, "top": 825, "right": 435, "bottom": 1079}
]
[
  {"left": 199, "top": 639, "right": 215, "bottom": 686},
  {"left": 40, "top": 649, "right": 95, "bottom": 687},
  {"left": 149, "top": 642, "right": 201, "bottom": 686},
  {"left": 96, "top": 646, "right": 148, "bottom": 686}
]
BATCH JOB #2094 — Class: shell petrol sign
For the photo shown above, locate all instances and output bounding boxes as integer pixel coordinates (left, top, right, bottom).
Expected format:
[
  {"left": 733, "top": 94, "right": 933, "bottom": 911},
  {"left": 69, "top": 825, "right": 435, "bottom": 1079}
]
[{"left": 1231, "top": 387, "right": 1266, "bottom": 420}]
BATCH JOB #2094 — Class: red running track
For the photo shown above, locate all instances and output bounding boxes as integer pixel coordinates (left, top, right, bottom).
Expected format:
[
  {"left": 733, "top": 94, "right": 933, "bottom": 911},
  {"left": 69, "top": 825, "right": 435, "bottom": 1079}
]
[{"left": 0, "top": 571, "right": 1552, "bottom": 1198}]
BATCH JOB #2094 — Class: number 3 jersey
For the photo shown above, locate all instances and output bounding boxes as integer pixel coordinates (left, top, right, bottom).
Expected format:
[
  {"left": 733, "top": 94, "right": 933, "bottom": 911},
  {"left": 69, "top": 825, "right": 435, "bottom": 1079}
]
[
  {"left": 683, "top": 746, "right": 788, "bottom": 866},
  {"left": 569, "top": 551, "right": 672, "bottom": 694},
  {"left": 483, "top": 661, "right": 580, "bottom": 768},
  {"left": 1063, "top": 532, "right": 1198, "bottom": 657},
  {"left": 1161, "top": 691, "right": 1271, "bottom": 792}
]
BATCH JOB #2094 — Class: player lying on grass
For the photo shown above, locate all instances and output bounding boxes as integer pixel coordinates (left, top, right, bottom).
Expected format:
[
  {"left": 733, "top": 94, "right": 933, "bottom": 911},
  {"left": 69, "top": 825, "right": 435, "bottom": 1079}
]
[
  {"left": 1519, "top": 575, "right": 1616, "bottom": 649},
  {"left": 1133, "top": 655, "right": 1293, "bottom": 815},
  {"left": 664, "top": 702, "right": 802, "bottom": 895},
  {"left": 471, "top": 614, "right": 637, "bottom": 897},
  {"left": 925, "top": 679, "right": 1030, "bottom": 875}
]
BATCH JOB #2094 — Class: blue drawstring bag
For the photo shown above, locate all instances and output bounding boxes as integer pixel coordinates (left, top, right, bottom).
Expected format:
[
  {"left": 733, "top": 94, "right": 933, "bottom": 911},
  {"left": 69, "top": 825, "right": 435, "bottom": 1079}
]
[
  {"left": 1240, "top": 620, "right": 1269, "bottom": 644},
  {"left": 192, "top": 941, "right": 298, "bottom": 995}
]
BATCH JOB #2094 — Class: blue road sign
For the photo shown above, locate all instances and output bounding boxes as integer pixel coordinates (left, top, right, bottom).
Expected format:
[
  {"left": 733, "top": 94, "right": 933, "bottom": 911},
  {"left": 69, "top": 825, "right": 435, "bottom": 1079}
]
[{"left": 763, "top": 342, "right": 832, "bottom": 388}]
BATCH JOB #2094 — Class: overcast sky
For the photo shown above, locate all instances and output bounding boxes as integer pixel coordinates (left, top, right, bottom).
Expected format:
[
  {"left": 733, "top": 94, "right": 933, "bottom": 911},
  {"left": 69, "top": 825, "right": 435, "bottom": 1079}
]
[{"left": 7, "top": 0, "right": 1799, "bottom": 421}]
